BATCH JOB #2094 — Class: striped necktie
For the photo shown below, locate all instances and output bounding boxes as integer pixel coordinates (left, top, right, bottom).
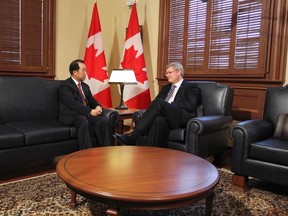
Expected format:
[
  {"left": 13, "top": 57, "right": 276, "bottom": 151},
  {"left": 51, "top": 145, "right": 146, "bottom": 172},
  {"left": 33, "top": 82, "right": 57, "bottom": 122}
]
[
  {"left": 77, "top": 83, "right": 87, "bottom": 106},
  {"left": 165, "top": 84, "right": 176, "bottom": 102}
]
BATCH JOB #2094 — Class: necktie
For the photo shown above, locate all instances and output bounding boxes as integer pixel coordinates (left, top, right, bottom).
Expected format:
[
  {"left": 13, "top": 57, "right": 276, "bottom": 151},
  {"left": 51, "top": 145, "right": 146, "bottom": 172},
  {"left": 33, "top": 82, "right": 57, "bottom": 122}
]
[
  {"left": 77, "top": 83, "right": 87, "bottom": 106},
  {"left": 165, "top": 84, "right": 176, "bottom": 102}
]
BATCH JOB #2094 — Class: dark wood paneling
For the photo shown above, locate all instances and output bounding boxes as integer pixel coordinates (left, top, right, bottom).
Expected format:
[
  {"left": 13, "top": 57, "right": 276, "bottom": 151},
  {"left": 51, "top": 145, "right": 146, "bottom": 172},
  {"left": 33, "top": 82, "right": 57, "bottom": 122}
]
[{"left": 231, "top": 88, "right": 266, "bottom": 120}]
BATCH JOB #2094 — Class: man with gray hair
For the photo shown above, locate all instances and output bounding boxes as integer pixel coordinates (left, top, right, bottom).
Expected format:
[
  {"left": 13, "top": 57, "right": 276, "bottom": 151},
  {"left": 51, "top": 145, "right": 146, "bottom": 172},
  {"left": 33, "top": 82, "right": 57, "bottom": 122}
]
[{"left": 114, "top": 62, "right": 201, "bottom": 146}]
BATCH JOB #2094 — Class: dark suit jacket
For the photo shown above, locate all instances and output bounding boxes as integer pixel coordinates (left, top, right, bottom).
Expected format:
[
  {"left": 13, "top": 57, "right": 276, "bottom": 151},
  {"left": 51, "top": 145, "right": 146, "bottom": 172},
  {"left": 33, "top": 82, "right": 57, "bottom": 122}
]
[
  {"left": 155, "top": 80, "right": 201, "bottom": 126},
  {"left": 58, "top": 77, "right": 101, "bottom": 125}
]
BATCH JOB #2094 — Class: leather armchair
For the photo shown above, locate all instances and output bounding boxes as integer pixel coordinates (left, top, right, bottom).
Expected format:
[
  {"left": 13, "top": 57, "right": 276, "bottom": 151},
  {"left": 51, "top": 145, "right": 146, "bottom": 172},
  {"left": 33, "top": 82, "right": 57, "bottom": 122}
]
[
  {"left": 230, "top": 85, "right": 288, "bottom": 191},
  {"left": 133, "top": 81, "right": 234, "bottom": 163}
]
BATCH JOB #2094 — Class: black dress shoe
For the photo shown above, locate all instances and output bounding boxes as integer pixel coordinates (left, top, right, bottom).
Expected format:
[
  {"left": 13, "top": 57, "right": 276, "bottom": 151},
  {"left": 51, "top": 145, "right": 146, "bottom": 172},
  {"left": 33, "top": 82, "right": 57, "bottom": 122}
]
[{"left": 114, "top": 133, "right": 137, "bottom": 145}]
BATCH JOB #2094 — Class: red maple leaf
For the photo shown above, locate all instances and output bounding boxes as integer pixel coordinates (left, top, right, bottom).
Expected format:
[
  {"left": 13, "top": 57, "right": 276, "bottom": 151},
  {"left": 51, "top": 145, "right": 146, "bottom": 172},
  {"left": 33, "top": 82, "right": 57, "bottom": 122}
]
[
  {"left": 121, "top": 45, "right": 148, "bottom": 84},
  {"left": 85, "top": 46, "right": 108, "bottom": 82}
]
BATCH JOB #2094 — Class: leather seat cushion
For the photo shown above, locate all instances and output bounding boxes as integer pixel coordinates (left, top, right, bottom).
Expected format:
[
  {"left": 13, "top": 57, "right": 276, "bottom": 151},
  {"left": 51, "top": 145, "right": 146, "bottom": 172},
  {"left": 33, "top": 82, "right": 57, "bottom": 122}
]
[
  {"left": 167, "top": 128, "right": 185, "bottom": 142},
  {"left": 250, "top": 138, "right": 288, "bottom": 166},
  {"left": 7, "top": 121, "right": 72, "bottom": 146},
  {"left": 0, "top": 124, "right": 24, "bottom": 149}
]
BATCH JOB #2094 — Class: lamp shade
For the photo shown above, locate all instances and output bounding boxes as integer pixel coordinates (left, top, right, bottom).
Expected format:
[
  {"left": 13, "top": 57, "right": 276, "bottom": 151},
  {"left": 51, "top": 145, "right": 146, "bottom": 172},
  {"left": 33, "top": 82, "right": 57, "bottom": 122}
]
[
  {"left": 108, "top": 69, "right": 137, "bottom": 84},
  {"left": 108, "top": 69, "right": 137, "bottom": 110}
]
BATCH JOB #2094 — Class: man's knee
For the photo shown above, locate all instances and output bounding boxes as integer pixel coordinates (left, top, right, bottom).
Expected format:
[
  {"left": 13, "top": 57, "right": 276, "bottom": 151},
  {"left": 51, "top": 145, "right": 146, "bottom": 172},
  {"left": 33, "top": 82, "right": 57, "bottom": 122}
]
[
  {"left": 151, "top": 98, "right": 163, "bottom": 106},
  {"left": 75, "top": 116, "right": 89, "bottom": 129},
  {"left": 149, "top": 98, "right": 166, "bottom": 110},
  {"left": 154, "top": 116, "right": 167, "bottom": 124},
  {"left": 89, "top": 116, "right": 110, "bottom": 129},
  {"left": 99, "top": 116, "right": 109, "bottom": 124}
]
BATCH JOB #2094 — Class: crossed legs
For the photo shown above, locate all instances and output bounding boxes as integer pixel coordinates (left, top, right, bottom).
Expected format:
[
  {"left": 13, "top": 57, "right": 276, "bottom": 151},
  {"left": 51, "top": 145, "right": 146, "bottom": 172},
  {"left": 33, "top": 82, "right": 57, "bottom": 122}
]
[{"left": 114, "top": 99, "right": 181, "bottom": 146}]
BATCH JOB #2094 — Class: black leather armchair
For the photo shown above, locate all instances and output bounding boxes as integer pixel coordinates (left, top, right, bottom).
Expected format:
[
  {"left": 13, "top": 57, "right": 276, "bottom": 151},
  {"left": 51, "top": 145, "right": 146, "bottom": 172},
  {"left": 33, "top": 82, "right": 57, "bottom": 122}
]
[
  {"left": 230, "top": 85, "right": 288, "bottom": 191},
  {"left": 133, "top": 81, "right": 234, "bottom": 163}
]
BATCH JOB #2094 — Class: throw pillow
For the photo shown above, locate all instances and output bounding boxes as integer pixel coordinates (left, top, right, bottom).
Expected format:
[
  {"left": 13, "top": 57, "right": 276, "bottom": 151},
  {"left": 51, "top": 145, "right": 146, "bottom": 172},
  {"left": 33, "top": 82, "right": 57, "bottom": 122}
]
[
  {"left": 197, "top": 105, "right": 204, "bottom": 117},
  {"left": 273, "top": 113, "right": 288, "bottom": 139}
]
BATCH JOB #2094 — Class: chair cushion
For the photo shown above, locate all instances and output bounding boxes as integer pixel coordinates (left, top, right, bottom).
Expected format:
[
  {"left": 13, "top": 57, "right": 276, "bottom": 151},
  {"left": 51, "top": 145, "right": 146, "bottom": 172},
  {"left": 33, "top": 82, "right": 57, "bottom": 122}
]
[
  {"left": 7, "top": 121, "right": 72, "bottom": 146},
  {"left": 0, "top": 124, "right": 24, "bottom": 149},
  {"left": 250, "top": 138, "right": 288, "bottom": 166},
  {"left": 273, "top": 113, "right": 288, "bottom": 139}
]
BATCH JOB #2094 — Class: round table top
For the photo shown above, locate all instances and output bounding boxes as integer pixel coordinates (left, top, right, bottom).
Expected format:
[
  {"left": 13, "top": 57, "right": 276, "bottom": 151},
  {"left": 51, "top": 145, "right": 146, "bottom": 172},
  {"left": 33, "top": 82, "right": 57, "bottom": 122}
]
[{"left": 56, "top": 146, "right": 219, "bottom": 203}]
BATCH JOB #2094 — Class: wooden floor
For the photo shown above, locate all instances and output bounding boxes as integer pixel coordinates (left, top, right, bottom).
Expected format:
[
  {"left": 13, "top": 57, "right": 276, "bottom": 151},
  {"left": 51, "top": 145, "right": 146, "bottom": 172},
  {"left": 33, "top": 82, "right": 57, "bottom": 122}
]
[{"left": 0, "top": 147, "right": 232, "bottom": 184}]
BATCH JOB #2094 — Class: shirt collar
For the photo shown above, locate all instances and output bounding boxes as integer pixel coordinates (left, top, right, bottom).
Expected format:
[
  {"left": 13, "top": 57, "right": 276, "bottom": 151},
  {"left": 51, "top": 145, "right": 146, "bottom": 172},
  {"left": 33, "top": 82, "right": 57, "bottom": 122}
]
[
  {"left": 71, "top": 77, "right": 81, "bottom": 86},
  {"left": 172, "top": 79, "right": 183, "bottom": 89}
]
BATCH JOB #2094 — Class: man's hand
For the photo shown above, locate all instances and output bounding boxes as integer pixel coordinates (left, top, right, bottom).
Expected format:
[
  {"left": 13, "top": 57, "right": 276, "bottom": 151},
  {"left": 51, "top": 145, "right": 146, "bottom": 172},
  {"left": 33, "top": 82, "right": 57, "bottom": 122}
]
[{"left": 90, "top": 105, "right": 102, "bottom": 116}]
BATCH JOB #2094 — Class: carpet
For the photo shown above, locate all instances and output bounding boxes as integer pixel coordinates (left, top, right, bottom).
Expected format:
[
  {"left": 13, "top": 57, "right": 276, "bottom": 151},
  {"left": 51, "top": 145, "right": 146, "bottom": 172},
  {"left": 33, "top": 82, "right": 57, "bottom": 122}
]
[{"left": 0, "top": 169, "right": 287, "bottom": 216}]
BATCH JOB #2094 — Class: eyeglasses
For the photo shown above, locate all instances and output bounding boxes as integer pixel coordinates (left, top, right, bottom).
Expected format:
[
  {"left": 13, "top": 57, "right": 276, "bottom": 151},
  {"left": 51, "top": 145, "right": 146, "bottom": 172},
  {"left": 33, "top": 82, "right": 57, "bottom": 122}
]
[{"left": 164, "top": 70, "right": 177, "bottom": 76}]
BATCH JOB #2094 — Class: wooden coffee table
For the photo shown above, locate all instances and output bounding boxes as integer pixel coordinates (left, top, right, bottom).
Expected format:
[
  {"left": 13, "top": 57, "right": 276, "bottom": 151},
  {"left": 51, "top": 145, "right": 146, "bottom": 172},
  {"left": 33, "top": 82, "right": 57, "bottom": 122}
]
[{"left": 56, "top": 146, "right": 219, "bottom": 216}]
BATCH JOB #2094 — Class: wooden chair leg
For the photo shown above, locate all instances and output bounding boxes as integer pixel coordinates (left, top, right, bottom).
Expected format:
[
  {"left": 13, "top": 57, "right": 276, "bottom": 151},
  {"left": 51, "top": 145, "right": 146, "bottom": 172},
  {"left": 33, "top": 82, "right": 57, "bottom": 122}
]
[
  {"left": 232, "top": 174, "right": 249, "bottom": 192},
  {"left": 70, "top": 189, "right": 77, "bottom": 208},
  {"left": 205, "top": 191, "right": 215, "bottom": 216}
]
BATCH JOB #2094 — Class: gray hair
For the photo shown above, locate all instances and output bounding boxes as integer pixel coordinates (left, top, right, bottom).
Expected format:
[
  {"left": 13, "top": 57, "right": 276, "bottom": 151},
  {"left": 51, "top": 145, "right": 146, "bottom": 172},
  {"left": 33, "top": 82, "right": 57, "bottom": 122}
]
[{"left": 165, "top": 62, "right": 184, "bottom": 77}]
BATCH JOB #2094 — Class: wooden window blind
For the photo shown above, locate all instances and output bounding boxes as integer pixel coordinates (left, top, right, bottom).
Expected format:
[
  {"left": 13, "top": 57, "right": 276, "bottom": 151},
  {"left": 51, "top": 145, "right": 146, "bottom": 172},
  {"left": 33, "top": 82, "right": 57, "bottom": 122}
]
[
  {"left": 159, "top": 0, "right": 273, "bottom": 78},
  {"left": 0, "top": 0, "right": 55, "bottom": 78}
]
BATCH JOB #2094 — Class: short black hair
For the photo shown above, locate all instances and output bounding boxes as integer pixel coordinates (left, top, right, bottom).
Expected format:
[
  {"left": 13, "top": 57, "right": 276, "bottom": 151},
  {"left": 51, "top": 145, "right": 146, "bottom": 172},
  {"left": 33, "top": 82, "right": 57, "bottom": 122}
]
[{"left": 69, "top": 59, "right": 84, "bottom": 75}]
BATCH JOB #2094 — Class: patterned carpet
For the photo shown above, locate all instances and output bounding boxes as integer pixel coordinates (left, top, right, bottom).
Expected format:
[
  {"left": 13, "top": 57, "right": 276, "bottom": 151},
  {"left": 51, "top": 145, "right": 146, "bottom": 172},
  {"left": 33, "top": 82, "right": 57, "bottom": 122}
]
[{"left": 0, "top": 168, "right": 287, "bottom": 216}]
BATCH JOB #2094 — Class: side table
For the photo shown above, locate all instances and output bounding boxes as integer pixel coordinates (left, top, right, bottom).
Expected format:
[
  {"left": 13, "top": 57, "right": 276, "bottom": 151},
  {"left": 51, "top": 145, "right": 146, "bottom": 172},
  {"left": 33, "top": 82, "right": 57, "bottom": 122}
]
[{"left": 113, "top": 108, "right": 139, "bottom": 134}]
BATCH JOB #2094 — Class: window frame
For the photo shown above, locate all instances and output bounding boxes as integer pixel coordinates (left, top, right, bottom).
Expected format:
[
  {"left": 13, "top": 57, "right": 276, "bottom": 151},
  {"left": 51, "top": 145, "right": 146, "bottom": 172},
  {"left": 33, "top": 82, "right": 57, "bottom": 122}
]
[{"left": 0, "top": 0, "right": 56, "bottom": 79}]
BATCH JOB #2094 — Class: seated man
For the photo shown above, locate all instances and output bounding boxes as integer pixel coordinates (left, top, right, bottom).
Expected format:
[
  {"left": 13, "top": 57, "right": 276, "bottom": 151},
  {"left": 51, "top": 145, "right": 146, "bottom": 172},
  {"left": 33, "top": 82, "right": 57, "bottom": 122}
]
[
  {"left": 114, "top": 62, "right": 201, "bottom": 146},
  {"left": 58, "top": 59, "right": 114, "bottom": 149}
]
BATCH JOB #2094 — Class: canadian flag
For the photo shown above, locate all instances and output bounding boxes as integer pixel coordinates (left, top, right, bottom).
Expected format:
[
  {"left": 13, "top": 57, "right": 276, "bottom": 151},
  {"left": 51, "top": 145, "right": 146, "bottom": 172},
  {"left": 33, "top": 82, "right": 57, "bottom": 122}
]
[
  {"left": 84, "top": 3, "right": 112, "bottom": 108},
  {"left": 120, "top": 3, "right": 151, "bottom": 109}
]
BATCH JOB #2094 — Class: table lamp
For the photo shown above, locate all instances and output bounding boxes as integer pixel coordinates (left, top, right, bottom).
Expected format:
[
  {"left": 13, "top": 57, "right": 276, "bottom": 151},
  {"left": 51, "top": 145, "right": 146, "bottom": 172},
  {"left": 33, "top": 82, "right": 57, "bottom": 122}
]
[{"left": 108, "top": 69, "right": 137, "bottom": 109}]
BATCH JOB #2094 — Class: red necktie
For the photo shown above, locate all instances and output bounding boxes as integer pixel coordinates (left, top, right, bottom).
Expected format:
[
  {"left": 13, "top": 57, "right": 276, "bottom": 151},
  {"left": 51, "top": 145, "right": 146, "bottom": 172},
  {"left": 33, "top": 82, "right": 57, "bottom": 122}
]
[{"left": 77, "top": 83, "right": 87, "bottom": 106}]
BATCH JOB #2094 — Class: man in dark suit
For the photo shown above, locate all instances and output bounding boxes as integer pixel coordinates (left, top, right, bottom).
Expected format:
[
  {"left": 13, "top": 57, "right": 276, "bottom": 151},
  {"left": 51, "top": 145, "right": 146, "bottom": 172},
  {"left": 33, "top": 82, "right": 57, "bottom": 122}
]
[
  {"left": 58, "top": 59, "right": 114, "bottom": 149},
  {"left": 114, "top": 62, "right": 201, "bottom": 146}
]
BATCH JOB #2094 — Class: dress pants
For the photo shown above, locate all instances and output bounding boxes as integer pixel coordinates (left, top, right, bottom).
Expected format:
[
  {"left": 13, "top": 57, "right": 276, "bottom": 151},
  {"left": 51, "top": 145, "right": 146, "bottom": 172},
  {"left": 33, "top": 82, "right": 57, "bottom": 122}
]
[
  {"left": 135, "top": 99, "right": 182, "bottom": 146},
  {"left": 73, "top": 115, "right": 113, "bottom": 150}
]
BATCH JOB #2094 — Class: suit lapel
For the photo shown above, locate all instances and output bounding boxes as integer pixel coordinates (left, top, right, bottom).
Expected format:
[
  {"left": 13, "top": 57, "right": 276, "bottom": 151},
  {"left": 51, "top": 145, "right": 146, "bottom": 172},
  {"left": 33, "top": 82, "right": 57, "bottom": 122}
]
[
  {"left": 68, "top": 78, "right": 84, "bottom": 100},
  {"left": 174, "top": 80, "right": 186, "bottom": 101},
  {"left": 68, "top": 77, "right": 78, "bottom": 91}
]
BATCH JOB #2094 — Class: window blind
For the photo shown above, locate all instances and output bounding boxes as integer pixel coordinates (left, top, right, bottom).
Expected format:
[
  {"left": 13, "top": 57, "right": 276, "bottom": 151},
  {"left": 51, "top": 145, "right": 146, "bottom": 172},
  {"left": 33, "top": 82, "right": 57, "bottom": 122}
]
[
  {"left": 166, "top": 0, "right": 268, "bottom": 77},
  {"left": 0, "top": 0, "right": 21, "bottom": 65},
  {"left": 0, "top": 0, "right": 54, "bottom": 76}
]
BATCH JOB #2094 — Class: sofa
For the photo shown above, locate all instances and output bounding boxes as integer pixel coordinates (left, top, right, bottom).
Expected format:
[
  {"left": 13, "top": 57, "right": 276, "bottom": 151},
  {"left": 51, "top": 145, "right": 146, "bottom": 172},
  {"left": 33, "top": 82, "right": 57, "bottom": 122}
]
[
  {"left": 0, "top": 76, "right": 119, "bottom": 172},
  {"left": 133, "top": 81, "right": 234, "bottom": 164}
]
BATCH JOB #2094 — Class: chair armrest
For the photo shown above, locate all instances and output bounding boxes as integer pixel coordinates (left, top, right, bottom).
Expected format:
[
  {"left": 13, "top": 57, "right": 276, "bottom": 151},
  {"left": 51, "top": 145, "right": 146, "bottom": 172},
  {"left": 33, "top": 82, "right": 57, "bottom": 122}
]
[
  {"left": 230, "top": 119, "right": 273, "bottom": 172},
  {"left": 230, "top": 119, "right": 273, "bottom": 144},
  {"left": 102, "top": 108, "right": 119, "bottom": 133},
  {"left": 187, "top": 115, "right": 233, "bottom": 134},
  {"left": 185, "top": 115, "right": 233, "bottom": 158}
]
